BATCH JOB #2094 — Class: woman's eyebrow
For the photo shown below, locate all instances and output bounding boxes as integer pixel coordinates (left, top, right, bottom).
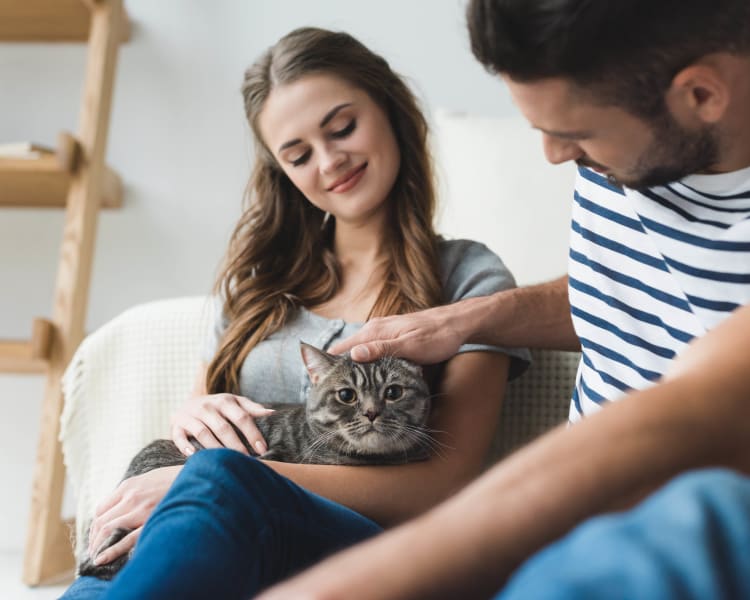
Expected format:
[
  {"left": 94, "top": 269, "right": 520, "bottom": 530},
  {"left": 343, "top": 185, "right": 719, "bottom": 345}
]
[
  {"left": 279, "top": 138, "right": 302, "bottom": 152},
  {"left": 319, "top": 103, "right": 352, "bottom": 128},
  {"left": 278, "top": 103, "right": 353, "bottom": 153}
]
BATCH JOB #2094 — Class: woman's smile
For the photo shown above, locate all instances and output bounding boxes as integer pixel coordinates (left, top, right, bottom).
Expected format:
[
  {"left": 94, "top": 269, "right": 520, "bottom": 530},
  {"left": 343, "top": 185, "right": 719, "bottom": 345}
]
[{"left": 327, "top": 162, "right": 368, "bottom": 193}]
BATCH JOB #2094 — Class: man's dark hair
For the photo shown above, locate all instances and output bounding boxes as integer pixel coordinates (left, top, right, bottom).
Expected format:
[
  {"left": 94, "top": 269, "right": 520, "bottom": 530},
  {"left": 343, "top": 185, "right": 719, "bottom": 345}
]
[{"left": 467, "top": 0, "right": 750, "bottom": 119}]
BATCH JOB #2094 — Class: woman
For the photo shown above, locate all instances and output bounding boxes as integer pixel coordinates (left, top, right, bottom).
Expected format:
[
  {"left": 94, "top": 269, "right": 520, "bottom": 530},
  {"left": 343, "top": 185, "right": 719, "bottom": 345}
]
[{"left": 62, "top": 27, "right": 527, "bottom": 599}]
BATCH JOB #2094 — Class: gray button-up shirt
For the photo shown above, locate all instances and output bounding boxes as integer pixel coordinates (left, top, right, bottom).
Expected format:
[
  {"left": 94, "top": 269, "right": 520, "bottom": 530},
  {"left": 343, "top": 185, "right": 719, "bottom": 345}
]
[{"left": 203, "top": 239, "right": 530, "bottom": 403}]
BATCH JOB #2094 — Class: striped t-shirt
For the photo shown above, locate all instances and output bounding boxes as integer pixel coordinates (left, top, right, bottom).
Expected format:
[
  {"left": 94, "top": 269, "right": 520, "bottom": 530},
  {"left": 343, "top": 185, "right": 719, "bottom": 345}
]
[{"left": 568, "top": 165, "right": 750, "bottom": 422}]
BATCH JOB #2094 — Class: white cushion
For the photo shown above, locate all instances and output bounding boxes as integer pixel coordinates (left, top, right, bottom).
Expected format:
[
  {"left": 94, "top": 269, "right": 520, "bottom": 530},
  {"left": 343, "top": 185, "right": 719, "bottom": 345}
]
[{"left": 433, "top": 110, "right": 576, "bottom": 285}]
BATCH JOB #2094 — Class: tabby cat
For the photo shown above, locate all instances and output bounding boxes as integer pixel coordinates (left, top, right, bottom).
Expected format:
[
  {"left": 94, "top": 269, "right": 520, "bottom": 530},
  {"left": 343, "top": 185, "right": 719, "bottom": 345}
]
[{"left": 79, "top": 341, "right": 433, "bottom": 579}]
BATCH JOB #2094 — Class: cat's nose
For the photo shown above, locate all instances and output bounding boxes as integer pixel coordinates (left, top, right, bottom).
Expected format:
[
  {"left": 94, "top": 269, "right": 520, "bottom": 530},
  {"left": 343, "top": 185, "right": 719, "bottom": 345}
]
[{"left": 365, "top": 409, "right": 378, "bottom": 422}]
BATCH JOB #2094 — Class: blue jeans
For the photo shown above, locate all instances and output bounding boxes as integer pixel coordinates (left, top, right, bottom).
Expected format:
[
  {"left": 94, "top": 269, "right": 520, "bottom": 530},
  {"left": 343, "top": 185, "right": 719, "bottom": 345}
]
[
  {"left": 60, "top": 449, "right": 382, "bottom": 599},
  {"left": 498, "top": 468, "right": 750, "bottom": 600}
]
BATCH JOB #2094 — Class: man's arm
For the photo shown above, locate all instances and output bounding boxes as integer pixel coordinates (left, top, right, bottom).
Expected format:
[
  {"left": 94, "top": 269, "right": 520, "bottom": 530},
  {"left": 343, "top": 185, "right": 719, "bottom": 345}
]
[
  {"left": 330, "top": 276, "right": 579, "bottom": 363},
  {"left": 260, "top": 303, "right": 750, "bottom": 600}
]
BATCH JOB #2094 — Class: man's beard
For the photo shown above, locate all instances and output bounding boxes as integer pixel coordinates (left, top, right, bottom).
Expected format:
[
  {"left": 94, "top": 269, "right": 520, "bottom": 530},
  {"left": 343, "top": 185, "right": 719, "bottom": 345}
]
[{"left": 613, "top": 111, "right": 720, "bottom": 190}]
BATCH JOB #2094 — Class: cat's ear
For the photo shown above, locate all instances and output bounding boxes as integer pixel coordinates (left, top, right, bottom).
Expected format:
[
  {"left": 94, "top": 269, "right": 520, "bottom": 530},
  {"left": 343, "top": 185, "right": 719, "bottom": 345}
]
[{"left": 300, "top": 342, "right": 339, "bottom": 384}]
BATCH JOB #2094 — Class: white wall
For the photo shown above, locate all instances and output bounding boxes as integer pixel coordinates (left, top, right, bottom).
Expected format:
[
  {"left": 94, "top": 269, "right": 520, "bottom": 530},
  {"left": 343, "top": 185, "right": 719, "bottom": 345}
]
[{"left": 0, "top": 0, "right": 570, "bottom": 552}]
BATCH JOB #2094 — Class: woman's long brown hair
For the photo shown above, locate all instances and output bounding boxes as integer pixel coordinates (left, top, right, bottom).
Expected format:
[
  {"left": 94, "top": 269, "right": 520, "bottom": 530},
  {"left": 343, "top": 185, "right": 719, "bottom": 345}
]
[{"left": 206, "top": 27, "right": 442, "bottom": 394}]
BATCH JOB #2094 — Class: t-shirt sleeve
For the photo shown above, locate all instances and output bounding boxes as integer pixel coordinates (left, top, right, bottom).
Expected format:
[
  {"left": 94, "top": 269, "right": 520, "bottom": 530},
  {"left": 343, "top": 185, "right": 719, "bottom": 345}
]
[
  {"left": 202, "top": 294, "right": 228, "bottom": 364},
  {"left": 440, "top": 239, "right": 531, "bottom": 380}
]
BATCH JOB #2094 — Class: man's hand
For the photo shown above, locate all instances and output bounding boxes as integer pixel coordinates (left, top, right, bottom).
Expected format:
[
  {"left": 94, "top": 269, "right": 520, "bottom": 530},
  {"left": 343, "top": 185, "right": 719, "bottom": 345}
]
[
  {"left": 328, "top": 302, "right": 471, "bottom": 364},
  {"left": 330, "top": 278, "right": 578, "bottom": 363}
]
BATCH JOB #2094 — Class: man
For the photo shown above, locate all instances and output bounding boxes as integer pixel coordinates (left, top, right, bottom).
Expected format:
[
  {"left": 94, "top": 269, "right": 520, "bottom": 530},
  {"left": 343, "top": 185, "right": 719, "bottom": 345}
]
[{"left": 259, "top": 1, "right": 750, "bottom": 597}]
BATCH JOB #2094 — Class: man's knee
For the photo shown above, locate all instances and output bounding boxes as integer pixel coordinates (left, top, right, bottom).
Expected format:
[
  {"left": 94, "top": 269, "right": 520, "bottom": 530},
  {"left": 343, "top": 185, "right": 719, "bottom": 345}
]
[
  {"left": 652, "top": 468, "right": 750, "bottom": 527},
  {"left": 499, "top": 469, "right": 750, "bottom": 599}
]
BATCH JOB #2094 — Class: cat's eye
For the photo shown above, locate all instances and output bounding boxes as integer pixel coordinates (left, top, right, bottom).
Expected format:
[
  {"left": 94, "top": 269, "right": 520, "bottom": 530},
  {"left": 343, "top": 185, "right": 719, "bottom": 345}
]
[
  {"left": 337, "top": 388, "right": 357, "bottom": 404},
  {"left": 384, "top": 385, "right": 403, "bottom": 401}
]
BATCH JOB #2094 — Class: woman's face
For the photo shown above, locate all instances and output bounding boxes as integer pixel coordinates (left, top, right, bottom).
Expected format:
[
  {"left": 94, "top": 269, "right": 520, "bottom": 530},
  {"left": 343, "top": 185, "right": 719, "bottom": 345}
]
[{"left": 258, "top": 73, "right": 401, "bottom": 226}]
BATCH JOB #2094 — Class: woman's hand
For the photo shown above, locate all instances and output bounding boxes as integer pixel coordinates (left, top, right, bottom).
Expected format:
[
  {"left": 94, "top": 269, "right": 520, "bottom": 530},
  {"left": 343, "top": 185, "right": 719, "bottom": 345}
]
[
  {"left": 87, "top": 465, "right": 182, "bottom": 565},
  {"left": 170, "top": 393, "right": 275, "bottom": 457}
]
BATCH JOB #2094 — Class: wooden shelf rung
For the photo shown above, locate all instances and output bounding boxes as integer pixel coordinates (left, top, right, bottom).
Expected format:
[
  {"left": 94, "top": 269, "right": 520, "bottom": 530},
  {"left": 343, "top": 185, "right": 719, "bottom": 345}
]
[
  {"left": 0, "top": 0, "right": 131, "bottom": 43},
  {"left": 0, "top": 343, "right": 48, "bottom": 374},
  {"left": 31, "top": 318, "right": 54, "bottom": 360},
  {"left": 0, "top": 156, "right": 123, "bottom": 209},
  {"left": 56, "top": 131, "right": 81, "bottom": 173},
  {"left": 101, "top": 164, "right": 123, "bottom": 208},
  {"left": 0, "top": 318, "right": 54, "bottom": 374}
]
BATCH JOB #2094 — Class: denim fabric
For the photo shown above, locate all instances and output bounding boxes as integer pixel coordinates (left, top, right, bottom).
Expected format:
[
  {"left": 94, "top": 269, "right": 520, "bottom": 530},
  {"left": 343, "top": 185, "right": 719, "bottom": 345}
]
[
  {"left": 498, "top": 469, "right": 750, "bottom": 600},
  {"left": 60, "top": 449, "right": 382, "bottom": 599}
]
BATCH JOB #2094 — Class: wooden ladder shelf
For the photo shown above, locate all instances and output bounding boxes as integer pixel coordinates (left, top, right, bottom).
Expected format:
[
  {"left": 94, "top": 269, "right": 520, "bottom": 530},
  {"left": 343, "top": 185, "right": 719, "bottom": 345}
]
[{"left": 0, "top": 0, "right": 129, "bottom": 586}]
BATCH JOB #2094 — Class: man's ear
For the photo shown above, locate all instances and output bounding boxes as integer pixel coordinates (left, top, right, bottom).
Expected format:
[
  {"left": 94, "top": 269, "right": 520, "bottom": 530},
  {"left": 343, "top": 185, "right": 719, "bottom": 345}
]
[{"left": 667, "top": 59, "right": 731, "bottom": 125}]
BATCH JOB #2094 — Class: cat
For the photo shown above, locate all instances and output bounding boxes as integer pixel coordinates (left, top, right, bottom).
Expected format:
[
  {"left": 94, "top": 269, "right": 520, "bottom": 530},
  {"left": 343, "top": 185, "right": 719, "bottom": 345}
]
[{"left": 78, "top": 341, "right": 433, "bottom": 579}]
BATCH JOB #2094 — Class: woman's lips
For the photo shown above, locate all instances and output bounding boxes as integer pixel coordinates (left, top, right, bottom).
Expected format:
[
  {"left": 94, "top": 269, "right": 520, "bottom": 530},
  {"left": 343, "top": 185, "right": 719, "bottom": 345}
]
[{"left": 328, "top": 163, "right": 367, "bottom": 193}]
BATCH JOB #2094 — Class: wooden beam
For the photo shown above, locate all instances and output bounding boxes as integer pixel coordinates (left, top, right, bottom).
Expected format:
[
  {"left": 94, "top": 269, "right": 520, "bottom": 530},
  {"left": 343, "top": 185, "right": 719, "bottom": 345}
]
[{"left": 23, "top": 0, "right": 124, "bottom": 586}]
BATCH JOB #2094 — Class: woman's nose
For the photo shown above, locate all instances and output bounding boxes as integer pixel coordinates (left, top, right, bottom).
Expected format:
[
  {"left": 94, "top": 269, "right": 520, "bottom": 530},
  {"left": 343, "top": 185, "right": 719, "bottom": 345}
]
[
  {"left": 319, "top": 145, "right": 347, "bottom": 174},
  {"left": 542, "top": 133, "right": 583, "bottom": 165}
]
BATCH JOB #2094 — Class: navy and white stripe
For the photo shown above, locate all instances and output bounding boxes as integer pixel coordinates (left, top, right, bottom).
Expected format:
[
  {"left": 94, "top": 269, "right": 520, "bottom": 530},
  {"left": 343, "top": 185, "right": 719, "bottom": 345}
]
[{"left": 568, "top": 165, "right": 750, "bottom": 421}]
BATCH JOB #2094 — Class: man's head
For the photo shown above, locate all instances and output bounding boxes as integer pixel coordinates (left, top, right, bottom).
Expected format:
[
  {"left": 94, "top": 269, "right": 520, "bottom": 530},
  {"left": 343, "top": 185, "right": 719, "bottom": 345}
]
[{"left": 467, "top": 0, "right": 750, "bottom": 188}]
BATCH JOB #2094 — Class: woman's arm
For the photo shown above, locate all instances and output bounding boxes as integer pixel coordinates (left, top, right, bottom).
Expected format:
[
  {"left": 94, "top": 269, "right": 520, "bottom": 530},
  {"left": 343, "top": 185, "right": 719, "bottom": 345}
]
[
  {"left": 330, "top": 276, "right": 579, "bottom": 364},
  {"left": 265, "top": 351, "right": 510, "bottom": 526},
  {"left": 91, "top": 351, "right": 508, "bottom": 563}
]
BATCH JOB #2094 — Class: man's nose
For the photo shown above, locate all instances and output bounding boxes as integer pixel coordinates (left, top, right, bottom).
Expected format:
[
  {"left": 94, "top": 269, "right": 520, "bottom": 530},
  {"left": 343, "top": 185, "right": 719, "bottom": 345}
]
[{"left": 542, "top": 133, "right": 582, "bottom": 165}]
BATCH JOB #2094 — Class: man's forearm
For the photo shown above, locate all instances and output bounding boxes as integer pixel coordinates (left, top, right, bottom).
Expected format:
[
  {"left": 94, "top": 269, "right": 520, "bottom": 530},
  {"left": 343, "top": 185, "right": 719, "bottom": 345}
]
[
  {"left": 273, "top": 368, "right": 749, "bottom": 600},
  {"left": 415, "top": 301, "right": 750, "bottom": 598},
  {"left": 462, "top": 275, "right": 580, "bottom": 350},
  {"left": 261, "top": 303, "right": 750, "bottom": 600}
]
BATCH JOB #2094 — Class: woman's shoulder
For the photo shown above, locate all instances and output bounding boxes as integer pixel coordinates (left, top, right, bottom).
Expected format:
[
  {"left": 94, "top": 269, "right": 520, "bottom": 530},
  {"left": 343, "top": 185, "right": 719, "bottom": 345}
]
[
  {"left": 437, "top": 237, "right": 508, "bottom": 278},
  {"left": 436, "top": 237, "right": 517, "bottom": 302}
]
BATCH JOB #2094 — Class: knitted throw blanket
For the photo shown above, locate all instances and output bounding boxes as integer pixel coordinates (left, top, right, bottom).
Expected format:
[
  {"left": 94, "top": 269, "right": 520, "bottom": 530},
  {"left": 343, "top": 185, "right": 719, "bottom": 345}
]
[{"left": 60, "top": 296, "right": 211, "bottom": 559}]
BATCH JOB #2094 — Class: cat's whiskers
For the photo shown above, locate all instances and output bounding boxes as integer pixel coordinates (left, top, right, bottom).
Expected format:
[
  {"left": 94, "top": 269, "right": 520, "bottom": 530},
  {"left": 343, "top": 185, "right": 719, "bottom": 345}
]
[
  {"left": 380, "top": 419, "right": 453, "bottom": 459},
  {"left": 304, "top": 421, "right": 365, "bottom": 461},
  {"left": 303, "top": 427, "right": 347, "bottom": 462}
]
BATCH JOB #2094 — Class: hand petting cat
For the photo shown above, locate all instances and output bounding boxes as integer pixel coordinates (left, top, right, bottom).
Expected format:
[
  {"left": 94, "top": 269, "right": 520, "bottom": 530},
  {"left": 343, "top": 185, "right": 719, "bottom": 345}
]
[
  {"left": 170, "top": 392, "right": 275, "bottom": 457},
  {"left": 328, "top": 299, "right": 473, "bottom": 365}
]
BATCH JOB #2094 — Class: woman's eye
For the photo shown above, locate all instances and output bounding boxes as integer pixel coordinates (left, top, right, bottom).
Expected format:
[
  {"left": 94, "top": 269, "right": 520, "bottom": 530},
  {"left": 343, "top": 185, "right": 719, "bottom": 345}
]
[
  {"left": 330, "top": 119, "right": 356, "bottom": 139},
  {"left": 337, "top": 388, "right": 356, "bottom": 404},
  {"left": 384, "top": 385, "right": 403, "bottom": 401},
  {"left": 290, "top": 150, "right": 311, "bottom": 167}
]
